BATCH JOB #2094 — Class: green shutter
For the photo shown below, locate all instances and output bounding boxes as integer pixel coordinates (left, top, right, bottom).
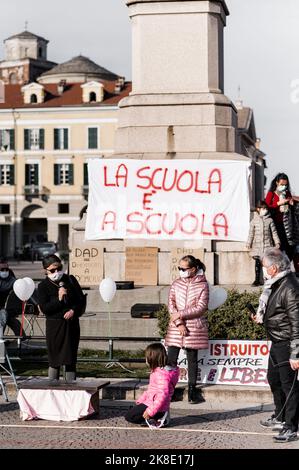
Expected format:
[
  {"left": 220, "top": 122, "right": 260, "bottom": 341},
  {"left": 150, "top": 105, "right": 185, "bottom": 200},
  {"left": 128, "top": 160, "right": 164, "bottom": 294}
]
[
  {"left": 54, "top": 129, "right": 59, "bottom": 150},
  {"left": 54, "top": 164, "right": 60, "bottom": 185},
  {"left": 88, "top": 128, "right": 98, "bottom": 149},
  {"left": 25, "top": 164, "right": 30, "bottom": 185},
  {"left": 9, "top": 130, "right": 15, "bottom": 150},
  {"left": 34, "top": 164, "right": 39, "bottom": 185},
  {"left": 64, "top": 129, "right": 68, "bottom": 149},
  {"left": 84, "top": 163, "right": 88, "bottom": 185},
  {"left": 39, "top": 129, "right": 45, "bottom": 150},
  {"left": 9, "top": 165, "right": 15, "bottom": 185},
  {"left": 69, "top": 164, "right": 74, "bottom": 185},
  {"left": 24, "top": 129, "right": 30, "bottom": 150}
]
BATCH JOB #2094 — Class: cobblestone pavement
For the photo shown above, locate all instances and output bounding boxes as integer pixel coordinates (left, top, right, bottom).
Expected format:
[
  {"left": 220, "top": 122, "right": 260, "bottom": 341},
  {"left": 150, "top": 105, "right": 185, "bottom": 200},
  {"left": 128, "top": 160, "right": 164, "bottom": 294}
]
[{"left": 0, "top": 398, "right": 298, "bottom": 449}]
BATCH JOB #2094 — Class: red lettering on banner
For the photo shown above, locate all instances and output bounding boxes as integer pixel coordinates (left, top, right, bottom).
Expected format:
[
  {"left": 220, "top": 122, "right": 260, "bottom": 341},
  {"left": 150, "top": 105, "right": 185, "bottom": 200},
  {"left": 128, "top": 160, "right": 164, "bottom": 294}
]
[
  {"left": 145, "top": 213, "right": 162, "bottom": 235},
  {"left": 208, "top": 169, "right": 222, "bottom": 193},
  {"left": 260, "top": 345, "right": 270, "bottom": 356},
  {"left": 162, "top": 169, "right": 178, "bottom": 192},
  {"left": 195, "top": 171, "right": 209, "bottom": 194},
  {"left": 151, "top": 168, "right": 163, "bottom": 190},
  {"left": 214, "top": 344, "right": 222, "bottom": 356},
  {"left": 135, "top": 166, "right": 223, "bottom": 194},
  {"left": 222, "top": 344, "right": 229, "bottom": 355},
  {"left": 103, "top": 166, "right": 116, "bottom": 187},
  {"left": 143, "top": 192, "right": 156, "bottom": 211},
  {"left": 126, "top": 212, "right": 144, "bottom": 234},
  {"left": 103, "top": 164, "right": 128, "bottom": 187},
  {"left": 230, "top": 344, "right": 238, "bottom": 356},
  {"left": 213, "top": 213, "right": 229, "bottom": 237},
  {"left": 200, "top": 214, "right": 212, "bottom": 236},
  {"left": 179, "top": 213, "right": 198, "bottom": 235},
  {"left": 137, "top": 166, "right": 152, "bottom": 190},
  {"left": 176, "top": 171, "right": 194, "bottom": 192},
  {"left": 101, "top": 211, "right": 116, "bottom": 231},
  {"left": 116, "top": 164, "right": 128, "bottom": 187}
]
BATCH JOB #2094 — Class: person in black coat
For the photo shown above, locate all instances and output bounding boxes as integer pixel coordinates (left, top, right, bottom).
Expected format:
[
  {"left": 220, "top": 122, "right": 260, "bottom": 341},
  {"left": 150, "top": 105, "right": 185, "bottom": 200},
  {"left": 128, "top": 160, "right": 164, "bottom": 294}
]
[
  {"left": 251, "top": 248, "right": 299, "bottom": 443},
  {"left": 0, "top": 258, "right": 16, "bottom": 309},
  {"left": 37, "top": 254, "right": 85, "bottom": 382}
]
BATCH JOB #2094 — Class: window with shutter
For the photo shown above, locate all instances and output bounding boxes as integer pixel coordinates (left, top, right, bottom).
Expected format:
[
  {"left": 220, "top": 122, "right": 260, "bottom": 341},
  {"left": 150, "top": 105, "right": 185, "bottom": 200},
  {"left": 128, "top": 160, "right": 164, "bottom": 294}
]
[
  {"left": 39, "top": 129, "right": 45, "bottom": 150},
  {"left": 9, "top": 165, "right": 14, "bottom": 185},
  {"left": 64, "top": 129, "right": 69, "bottom": 150},
  {"left": 24, "top": 129, "right": 30, "bottom": 150},
  {"left": 54, "top": 129, "right": 59, "bottom": 150},
  {"left": 9, "top": 130, "right": 15, "bottom": 150},
  {"left": 54, "top": 164, "right": 60, "bottom": 185},
  {"left": 68, "top": 164, "right": 74, "bottom": 185},
  {"left": 88, "top": 127, "right": 98, "bottom": 149}
]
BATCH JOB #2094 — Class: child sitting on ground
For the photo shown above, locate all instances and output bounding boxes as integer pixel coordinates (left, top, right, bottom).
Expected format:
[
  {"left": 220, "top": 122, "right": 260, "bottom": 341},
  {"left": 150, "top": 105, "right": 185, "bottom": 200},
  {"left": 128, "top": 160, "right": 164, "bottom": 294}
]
[
  {"left": 125, "top": 343, "right": 179, "bottom": 428},
  {"left": 246, "top": 200, "right": 280, "bottom": 286}
]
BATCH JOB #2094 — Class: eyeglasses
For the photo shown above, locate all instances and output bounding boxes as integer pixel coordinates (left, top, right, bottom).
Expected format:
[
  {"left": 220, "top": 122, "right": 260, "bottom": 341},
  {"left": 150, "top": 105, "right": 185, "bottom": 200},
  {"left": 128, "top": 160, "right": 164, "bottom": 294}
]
[
  {"left": 46, "top": 265, "right": 62, "bottom": 274},
  {"left": 0, "top": 268, "right": 9, "bottom": 272},
  {"left": 178, "top": 267, "right": 189, "bottom": 272}
]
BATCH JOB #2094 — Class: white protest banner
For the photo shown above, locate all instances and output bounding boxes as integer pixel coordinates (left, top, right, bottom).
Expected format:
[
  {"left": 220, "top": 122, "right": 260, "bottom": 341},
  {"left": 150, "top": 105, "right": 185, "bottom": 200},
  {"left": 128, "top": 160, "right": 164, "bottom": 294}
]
[
  {"left": 85, "top": 159, "right": 250, "bottom": 241},
  {"left": 176, "top": 340, "right": 270, "bottom": 387}
]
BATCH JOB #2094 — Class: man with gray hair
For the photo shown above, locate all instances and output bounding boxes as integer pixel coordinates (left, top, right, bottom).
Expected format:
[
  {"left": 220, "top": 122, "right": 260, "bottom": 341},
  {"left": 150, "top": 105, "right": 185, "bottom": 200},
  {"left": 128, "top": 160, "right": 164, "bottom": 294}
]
[{"left": 252, "top": 248, "right": 299, "bottom": 442}]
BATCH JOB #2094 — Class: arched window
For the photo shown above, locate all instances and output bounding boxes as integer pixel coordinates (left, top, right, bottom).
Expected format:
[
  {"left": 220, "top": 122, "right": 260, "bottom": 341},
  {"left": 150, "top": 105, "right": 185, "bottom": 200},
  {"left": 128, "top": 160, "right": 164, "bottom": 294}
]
[
  {"left": 9, "top": 73, "right": 18, "bottom": 84},
  {"left": 38, "top": 47, "right": 43, "bottom": 58},
  {"left": 30, "top": 94, "right": 38, "bottom": 104},
  {"left": 89, "top": 92, "right": 97, "bottom": 102}
]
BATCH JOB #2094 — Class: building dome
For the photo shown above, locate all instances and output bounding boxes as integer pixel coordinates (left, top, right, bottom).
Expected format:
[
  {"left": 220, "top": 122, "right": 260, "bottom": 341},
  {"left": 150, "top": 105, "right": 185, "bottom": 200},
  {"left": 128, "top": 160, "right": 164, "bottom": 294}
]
[{"left": 38, "top": 55, "right": 120, "bottom": 84}]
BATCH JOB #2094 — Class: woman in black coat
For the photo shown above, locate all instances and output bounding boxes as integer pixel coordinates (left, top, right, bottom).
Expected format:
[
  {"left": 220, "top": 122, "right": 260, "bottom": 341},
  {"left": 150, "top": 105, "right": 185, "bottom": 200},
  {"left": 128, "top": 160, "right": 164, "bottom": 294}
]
[{"left": 37, "top": 254, "right": 85, "bottom": 382}]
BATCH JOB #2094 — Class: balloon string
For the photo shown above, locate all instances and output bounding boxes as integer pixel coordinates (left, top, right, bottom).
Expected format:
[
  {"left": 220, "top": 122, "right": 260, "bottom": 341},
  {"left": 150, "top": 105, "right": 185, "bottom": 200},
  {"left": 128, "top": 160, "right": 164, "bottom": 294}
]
[{"left": 20, "top": 301, "right": 26, "bottom": 337}]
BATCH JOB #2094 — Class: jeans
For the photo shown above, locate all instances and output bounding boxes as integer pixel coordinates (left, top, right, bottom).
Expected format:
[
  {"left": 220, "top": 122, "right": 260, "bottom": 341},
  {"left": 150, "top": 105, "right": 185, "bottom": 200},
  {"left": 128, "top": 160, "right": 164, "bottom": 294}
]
[
  {"left": 267, "top": 340, "right": 299, "bottom": 432},
  {"left": 167, "top": 346, "right": 198, "bottom": 386}
]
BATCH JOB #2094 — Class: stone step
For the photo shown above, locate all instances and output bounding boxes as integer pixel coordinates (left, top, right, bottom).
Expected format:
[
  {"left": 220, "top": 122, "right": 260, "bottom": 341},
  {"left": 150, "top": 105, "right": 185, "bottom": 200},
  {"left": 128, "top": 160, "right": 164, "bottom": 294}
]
[{"left": 1, "top": 376, "right": 273, "bottom": 410}]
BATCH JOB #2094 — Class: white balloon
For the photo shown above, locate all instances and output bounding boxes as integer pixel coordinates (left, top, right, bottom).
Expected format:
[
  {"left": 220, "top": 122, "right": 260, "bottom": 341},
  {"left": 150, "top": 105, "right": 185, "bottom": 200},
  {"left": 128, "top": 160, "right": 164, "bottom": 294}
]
[
  {"left": 13, "top": 278, "right": 35, "bottom": 301},
  {"left": 99, "top": 278, "right": 116, "bottom": 303},
  {"left": 208, "top": 284, "right": 227, "bottom": 311},
  {"left": 23, "top": 277, "right": 35, "bottom": 294}
]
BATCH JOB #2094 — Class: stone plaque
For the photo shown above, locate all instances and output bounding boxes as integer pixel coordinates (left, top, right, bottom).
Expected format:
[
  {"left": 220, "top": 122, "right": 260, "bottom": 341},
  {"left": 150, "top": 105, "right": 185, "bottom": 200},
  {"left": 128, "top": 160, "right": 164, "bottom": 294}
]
[
  {"left": 69, "top": 245, "right": 103, "bottom": 287},
  {"left": 125, "top": 247, "right": 158, "bottom": 286},
  {"left": 170, "top": 248, "right": 205, "bottom": 283}
]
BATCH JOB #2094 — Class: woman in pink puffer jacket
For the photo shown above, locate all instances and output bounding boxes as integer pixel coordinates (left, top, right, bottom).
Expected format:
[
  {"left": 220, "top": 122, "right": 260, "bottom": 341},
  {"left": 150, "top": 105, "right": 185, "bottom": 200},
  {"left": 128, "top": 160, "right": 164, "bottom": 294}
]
[
  {"left": 125, "top": 343, "right": 179, "bottom": 427},
  {"left": 165, "top": 255, "right": 209, "bottom": 404}
]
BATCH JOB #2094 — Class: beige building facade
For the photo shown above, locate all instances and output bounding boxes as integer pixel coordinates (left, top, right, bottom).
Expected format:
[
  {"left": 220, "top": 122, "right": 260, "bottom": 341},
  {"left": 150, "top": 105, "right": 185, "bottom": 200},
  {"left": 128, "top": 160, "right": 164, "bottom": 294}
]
[{"left": 0, "top": 30, "right": 130, "bottom": 257}]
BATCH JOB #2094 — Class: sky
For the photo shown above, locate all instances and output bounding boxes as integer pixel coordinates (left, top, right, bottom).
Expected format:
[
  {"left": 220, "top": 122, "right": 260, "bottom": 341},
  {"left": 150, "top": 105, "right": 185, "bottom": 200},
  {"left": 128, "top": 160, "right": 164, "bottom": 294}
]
[{"left": 0, "top": 0, "right": 298, "bottom": 193}]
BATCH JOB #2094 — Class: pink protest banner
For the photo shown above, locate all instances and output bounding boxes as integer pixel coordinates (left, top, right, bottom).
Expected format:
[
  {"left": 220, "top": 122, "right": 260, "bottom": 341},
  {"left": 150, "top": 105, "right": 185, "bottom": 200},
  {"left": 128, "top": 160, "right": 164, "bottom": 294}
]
[{"left": 85, "top": 159, "right": 250, "bottom": 241}]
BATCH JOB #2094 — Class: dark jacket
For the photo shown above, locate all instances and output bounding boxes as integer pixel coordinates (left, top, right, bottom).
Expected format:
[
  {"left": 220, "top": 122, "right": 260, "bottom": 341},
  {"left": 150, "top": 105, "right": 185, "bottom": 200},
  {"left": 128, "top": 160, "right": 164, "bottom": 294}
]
[
  {"left": 37, "top": 274, "right": 84, "bottom": 320},
  {"left": 0, "top": 270, "right": 16, "bottom": 308},
  {"left": 37, "top": 274, "right": 85, "bottom": 367},
  {"left": 264, "top": 273, "right": 299, "bottom": 360}
]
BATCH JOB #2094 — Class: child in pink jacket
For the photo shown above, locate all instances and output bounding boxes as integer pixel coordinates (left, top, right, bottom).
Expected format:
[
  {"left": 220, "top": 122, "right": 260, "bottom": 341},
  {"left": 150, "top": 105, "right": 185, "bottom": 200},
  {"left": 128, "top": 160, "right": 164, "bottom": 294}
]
[{"left": 125, "top": 343, "right": 179, "bottom": 427}]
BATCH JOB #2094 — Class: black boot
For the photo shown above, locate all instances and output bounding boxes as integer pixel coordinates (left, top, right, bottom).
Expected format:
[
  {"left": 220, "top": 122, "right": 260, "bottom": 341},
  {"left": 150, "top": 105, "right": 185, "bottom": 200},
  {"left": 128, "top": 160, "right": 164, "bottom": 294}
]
[
  {"left": 188, "top": 385, "right": 200, "bottom": 404},
  {"left": 252, "top": 258, "right": 262, "bottom": 286}
]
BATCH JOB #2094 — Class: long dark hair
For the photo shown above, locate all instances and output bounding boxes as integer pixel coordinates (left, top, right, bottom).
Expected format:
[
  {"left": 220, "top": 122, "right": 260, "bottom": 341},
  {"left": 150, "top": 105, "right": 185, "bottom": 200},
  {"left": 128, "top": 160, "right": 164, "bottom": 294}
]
[
  {"left": 180, "top": 255, "right": 206, "bottom": 272},
  {"left": 269, "top": 173, "right": 291, "bottom": 193}
]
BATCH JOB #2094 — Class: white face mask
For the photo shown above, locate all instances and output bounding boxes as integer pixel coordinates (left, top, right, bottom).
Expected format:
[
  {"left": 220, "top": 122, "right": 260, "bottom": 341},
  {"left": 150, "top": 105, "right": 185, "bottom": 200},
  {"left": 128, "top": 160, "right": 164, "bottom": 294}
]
[
  {"left": 0, "top": 271, "right": 9, "bottom": 279},
  {"left": 277, "top": 185, "right": 287, "bottom": 192},
  {"left": 262, "top": 267, "right": 272, "bottom": 280},
  {"left": 48, "top": 271, "right": 64, "bottom": 282},
  {"left": 259, "top": 209, "right": 267, "bottom": 216},
  {"left": 179, "top": 270, "right": 190, "bottom": 279}
]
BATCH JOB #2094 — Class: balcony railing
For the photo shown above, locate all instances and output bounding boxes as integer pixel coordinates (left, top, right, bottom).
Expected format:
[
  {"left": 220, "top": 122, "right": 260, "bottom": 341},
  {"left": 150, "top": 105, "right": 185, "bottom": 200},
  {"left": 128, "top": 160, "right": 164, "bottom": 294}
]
[{"left": 23, "top": 185, "right": 50, "bottom": 202}]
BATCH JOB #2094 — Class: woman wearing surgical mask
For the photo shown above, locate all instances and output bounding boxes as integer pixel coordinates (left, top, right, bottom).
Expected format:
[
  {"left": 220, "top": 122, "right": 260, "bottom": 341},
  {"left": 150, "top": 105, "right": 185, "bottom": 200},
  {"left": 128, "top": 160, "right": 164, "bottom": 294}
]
[
  {"left": 0, "top": 258, "right": 16, "bottom": 310},
  {"left": 165, "top": 256, "right": 209, "bottom": 404},
  {"left": 37, "top": 254, "right": 85, "bottom": 382},
  {"left": 265, "top": 173, "right": 294, "bottom": 260},
  {"left": 246, "top": 201, "right": 281, "bottom": 286}
]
